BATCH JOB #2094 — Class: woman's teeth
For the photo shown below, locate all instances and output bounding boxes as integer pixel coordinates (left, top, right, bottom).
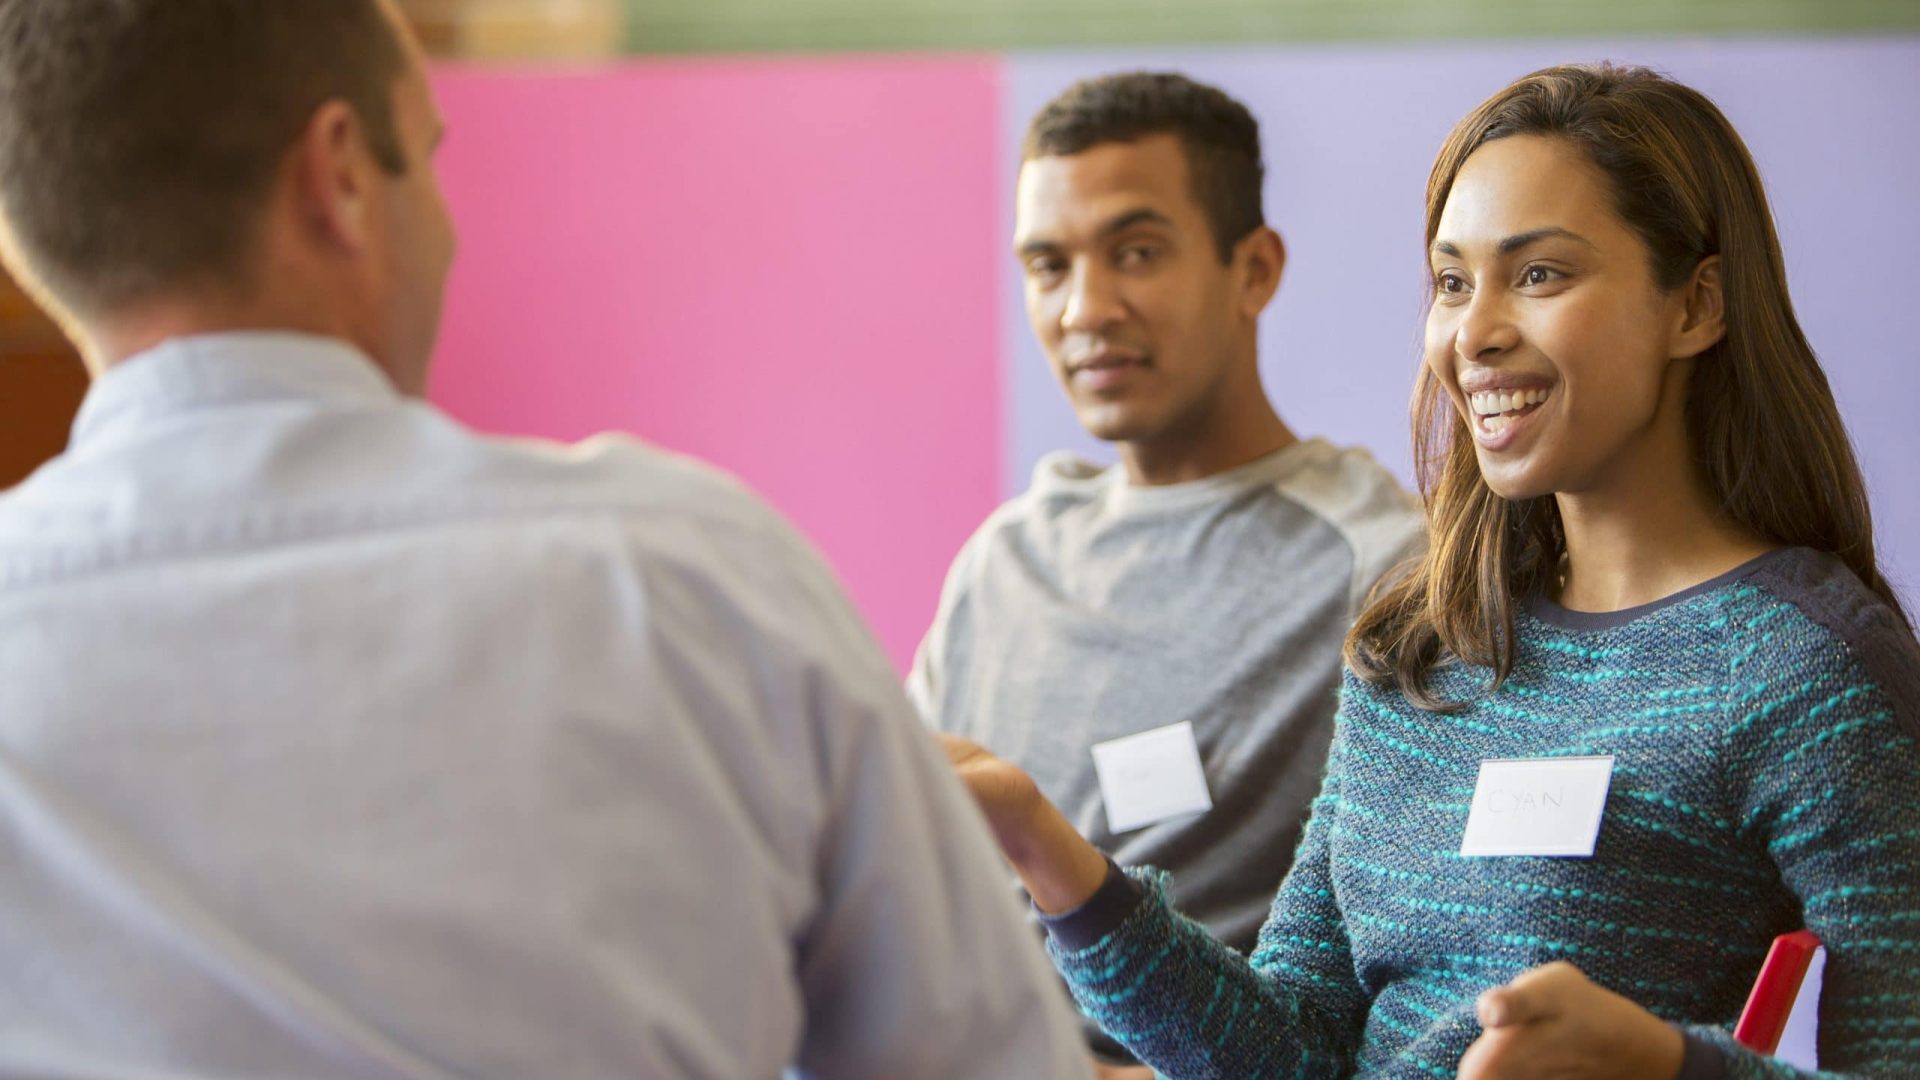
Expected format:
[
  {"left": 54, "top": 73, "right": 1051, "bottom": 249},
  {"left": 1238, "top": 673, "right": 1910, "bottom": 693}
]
[
  {"left": 1470, "top": 388, "right": 1550, "bottom": 417},
  {"left": 1470, "top": 388, "right": 1550, "bottom": 437}
]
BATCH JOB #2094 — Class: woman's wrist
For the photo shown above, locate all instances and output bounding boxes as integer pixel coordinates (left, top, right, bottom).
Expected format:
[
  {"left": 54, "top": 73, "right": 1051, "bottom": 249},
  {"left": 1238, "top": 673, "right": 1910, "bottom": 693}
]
[
  {"left": 1638, "top": 1018, "right": 1687, "bottom": 1080},
  {"left": 1009, "top": 796, "right": 1113, "bottom": 914}
]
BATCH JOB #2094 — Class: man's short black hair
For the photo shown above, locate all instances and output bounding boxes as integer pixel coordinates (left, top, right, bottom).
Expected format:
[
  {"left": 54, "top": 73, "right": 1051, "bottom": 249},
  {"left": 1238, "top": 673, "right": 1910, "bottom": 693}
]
[{"left": 1024, "top": 71, "right": 1266, "bottom": 263}]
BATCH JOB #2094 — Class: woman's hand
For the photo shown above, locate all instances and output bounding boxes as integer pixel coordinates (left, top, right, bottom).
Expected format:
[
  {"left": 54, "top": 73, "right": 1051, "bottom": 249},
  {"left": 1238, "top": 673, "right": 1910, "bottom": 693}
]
[
  {"left": 938, "top": 732, "right": 1047, "bottom": 859},
  {"left": 936, "top": 732, "right": 1112, "bottom": 914},
  {"left": 1457, "top": 961, "right": 1685, "bottom": 1080}
]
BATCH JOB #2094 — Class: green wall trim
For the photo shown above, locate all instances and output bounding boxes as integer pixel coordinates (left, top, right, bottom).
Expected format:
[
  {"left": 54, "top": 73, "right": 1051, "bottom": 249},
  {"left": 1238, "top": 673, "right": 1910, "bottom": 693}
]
[{"left": 624, "top": 0, "right": 1920, "bottom": 54}]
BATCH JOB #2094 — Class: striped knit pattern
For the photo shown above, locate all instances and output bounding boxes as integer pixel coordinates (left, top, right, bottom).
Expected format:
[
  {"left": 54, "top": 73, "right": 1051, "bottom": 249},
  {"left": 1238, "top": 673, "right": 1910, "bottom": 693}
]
[{"left": 1048, "top": 548, "right": 1920, "bottom": 1078}]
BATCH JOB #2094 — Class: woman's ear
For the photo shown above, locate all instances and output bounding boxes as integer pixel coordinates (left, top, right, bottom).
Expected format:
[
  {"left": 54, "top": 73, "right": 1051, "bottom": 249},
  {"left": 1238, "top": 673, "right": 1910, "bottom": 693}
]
[{"left": 1670, "top": 255, "right": 1725, "bottom": 360}]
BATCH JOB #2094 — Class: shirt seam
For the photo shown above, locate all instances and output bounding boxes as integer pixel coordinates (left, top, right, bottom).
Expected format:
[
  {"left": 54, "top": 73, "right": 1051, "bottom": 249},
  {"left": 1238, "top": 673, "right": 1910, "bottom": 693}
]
[{"left": 0, "top": 492, "right": 783, "bottom": 591}]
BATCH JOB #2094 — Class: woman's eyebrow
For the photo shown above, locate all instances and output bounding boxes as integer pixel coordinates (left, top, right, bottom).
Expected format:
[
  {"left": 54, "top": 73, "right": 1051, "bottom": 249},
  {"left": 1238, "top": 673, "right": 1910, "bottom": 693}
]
[{"left": 1430, "top": 226, "right": 1597, "bottom": 259}]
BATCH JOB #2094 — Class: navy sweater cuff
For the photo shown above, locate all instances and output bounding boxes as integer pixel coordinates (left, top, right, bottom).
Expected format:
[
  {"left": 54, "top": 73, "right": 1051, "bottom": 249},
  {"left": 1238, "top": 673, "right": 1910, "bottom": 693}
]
[
  {"left": 1675, "top": 1028, "right": 1727, "bottom": 1080},
  {"left": 1036, "top": 858, "right": 1145, "bottom": 951}
]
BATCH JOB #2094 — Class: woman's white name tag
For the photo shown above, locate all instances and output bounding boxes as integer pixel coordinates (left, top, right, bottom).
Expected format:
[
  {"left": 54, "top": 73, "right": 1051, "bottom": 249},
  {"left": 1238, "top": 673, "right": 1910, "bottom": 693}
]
[{"left": 1459, "top": 755, "right": 1614, "bottom": 857}]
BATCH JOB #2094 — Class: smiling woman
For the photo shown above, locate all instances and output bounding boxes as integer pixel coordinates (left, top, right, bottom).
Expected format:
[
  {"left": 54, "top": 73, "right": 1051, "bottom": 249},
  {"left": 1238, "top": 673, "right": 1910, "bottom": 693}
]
[
  {"left": 1351, "top": 63, "right": 1910, "bottom": 709},
  {"left": 942, "top": 62, "right": 1920, "bottom": 1080}
]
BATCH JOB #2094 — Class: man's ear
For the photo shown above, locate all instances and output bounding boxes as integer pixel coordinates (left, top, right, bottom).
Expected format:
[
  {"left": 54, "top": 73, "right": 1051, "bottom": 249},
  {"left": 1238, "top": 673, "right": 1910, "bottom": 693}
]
[
  {"left": 290, "top": 100, "right": 376, "bottom": 257},
  {"left": 1670, "top": 254, "right": 1725, "bottom": 360},
  {"left": 1237, "top": 226, "right": 1285, "bottom": 320}
]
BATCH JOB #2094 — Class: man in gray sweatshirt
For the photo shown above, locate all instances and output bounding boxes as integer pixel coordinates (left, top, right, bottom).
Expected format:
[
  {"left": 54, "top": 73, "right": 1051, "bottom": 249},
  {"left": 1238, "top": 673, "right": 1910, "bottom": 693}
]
[{"left": 909, "top": 71, "right": 1424, "bottom": 1069}]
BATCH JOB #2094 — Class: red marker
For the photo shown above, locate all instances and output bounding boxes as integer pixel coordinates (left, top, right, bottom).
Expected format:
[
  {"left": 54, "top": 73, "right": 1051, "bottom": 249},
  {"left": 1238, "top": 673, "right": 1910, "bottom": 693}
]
[{"left": 1734, "top": 930, "right": 1822, "bottom": 1055}]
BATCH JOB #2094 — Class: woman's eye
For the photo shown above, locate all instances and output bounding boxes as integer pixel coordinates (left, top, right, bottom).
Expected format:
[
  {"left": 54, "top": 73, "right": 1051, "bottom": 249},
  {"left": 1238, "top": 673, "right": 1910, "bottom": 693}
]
[
  {"left": 1435, "top": 272, "right": 1468, "bottom": 295},
  {"left": 1521, "top": 265, "right": 1557, "bottom": 287}
]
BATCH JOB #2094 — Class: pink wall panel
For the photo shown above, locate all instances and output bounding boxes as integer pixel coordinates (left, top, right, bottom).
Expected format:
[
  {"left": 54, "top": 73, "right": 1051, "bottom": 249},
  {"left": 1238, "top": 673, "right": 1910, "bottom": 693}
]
[{"left": 427, "top": 59, "right": 1004, "bottom": 671}]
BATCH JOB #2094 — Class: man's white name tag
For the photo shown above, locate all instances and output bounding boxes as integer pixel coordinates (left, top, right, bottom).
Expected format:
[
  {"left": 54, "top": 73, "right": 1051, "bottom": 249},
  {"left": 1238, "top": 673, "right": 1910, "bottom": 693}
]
[
  {"left": 1459, "top": 755, "right": 1614, "bottom": 857},
  {"left": 1091, "top": 721, "right": 1213, "bottom": 835}
]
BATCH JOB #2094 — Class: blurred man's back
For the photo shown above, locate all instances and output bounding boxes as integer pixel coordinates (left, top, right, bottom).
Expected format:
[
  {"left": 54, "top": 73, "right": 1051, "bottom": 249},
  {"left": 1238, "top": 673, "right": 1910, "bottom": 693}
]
[
  {"left": 0, "top": 333, "right": 1088, "bottom": 1079},
  {"left": 0, "top": 1, "right": 1089, "bottom": 1075}
]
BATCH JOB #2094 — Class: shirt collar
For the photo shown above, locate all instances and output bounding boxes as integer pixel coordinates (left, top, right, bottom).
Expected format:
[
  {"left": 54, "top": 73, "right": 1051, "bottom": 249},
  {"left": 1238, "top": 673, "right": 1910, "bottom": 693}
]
[{"left": 70, "top": 332, "right": 399, "bottom": 448}]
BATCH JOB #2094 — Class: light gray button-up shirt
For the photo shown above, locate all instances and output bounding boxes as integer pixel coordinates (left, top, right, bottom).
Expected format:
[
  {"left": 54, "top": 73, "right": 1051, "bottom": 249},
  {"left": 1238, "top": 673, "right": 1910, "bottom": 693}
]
[{"left": 0, "top": 333, "right": 1087, "bottom": 1079}]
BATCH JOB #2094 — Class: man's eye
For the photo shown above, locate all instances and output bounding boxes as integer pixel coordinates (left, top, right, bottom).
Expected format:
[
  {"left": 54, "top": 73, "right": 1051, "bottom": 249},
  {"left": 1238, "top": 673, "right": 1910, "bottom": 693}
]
[{"left": 1117, "top": 245, "right": 1157, "bottom": 267}]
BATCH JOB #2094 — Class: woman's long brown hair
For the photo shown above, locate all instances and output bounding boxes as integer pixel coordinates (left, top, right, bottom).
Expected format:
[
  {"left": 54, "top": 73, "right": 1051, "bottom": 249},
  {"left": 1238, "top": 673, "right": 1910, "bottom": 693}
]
[{"left": 1346, "top": 63, "right": 1913, "bottom": 711}]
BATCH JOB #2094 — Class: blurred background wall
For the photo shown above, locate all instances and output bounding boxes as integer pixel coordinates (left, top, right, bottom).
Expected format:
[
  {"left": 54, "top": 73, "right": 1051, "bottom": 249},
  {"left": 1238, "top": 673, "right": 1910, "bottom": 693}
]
[
  {"left": 616, "top": 0, "right": 1912, "bottom": 52},
  {"left": 415, "top": 1, "right": 1920, "bottom": 673},
  {"left": 0, "top": 273, "right": 87, "bottom": 490},
  {"left": 4, "top": 1, "right": 1916, "bottom": 684}
]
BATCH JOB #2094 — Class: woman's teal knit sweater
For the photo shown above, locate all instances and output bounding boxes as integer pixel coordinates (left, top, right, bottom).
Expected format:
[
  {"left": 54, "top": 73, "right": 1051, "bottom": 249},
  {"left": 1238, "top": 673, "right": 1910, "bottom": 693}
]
[{"left": 1044, "top": 548, "right": 1920, "bottom": 1078}]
